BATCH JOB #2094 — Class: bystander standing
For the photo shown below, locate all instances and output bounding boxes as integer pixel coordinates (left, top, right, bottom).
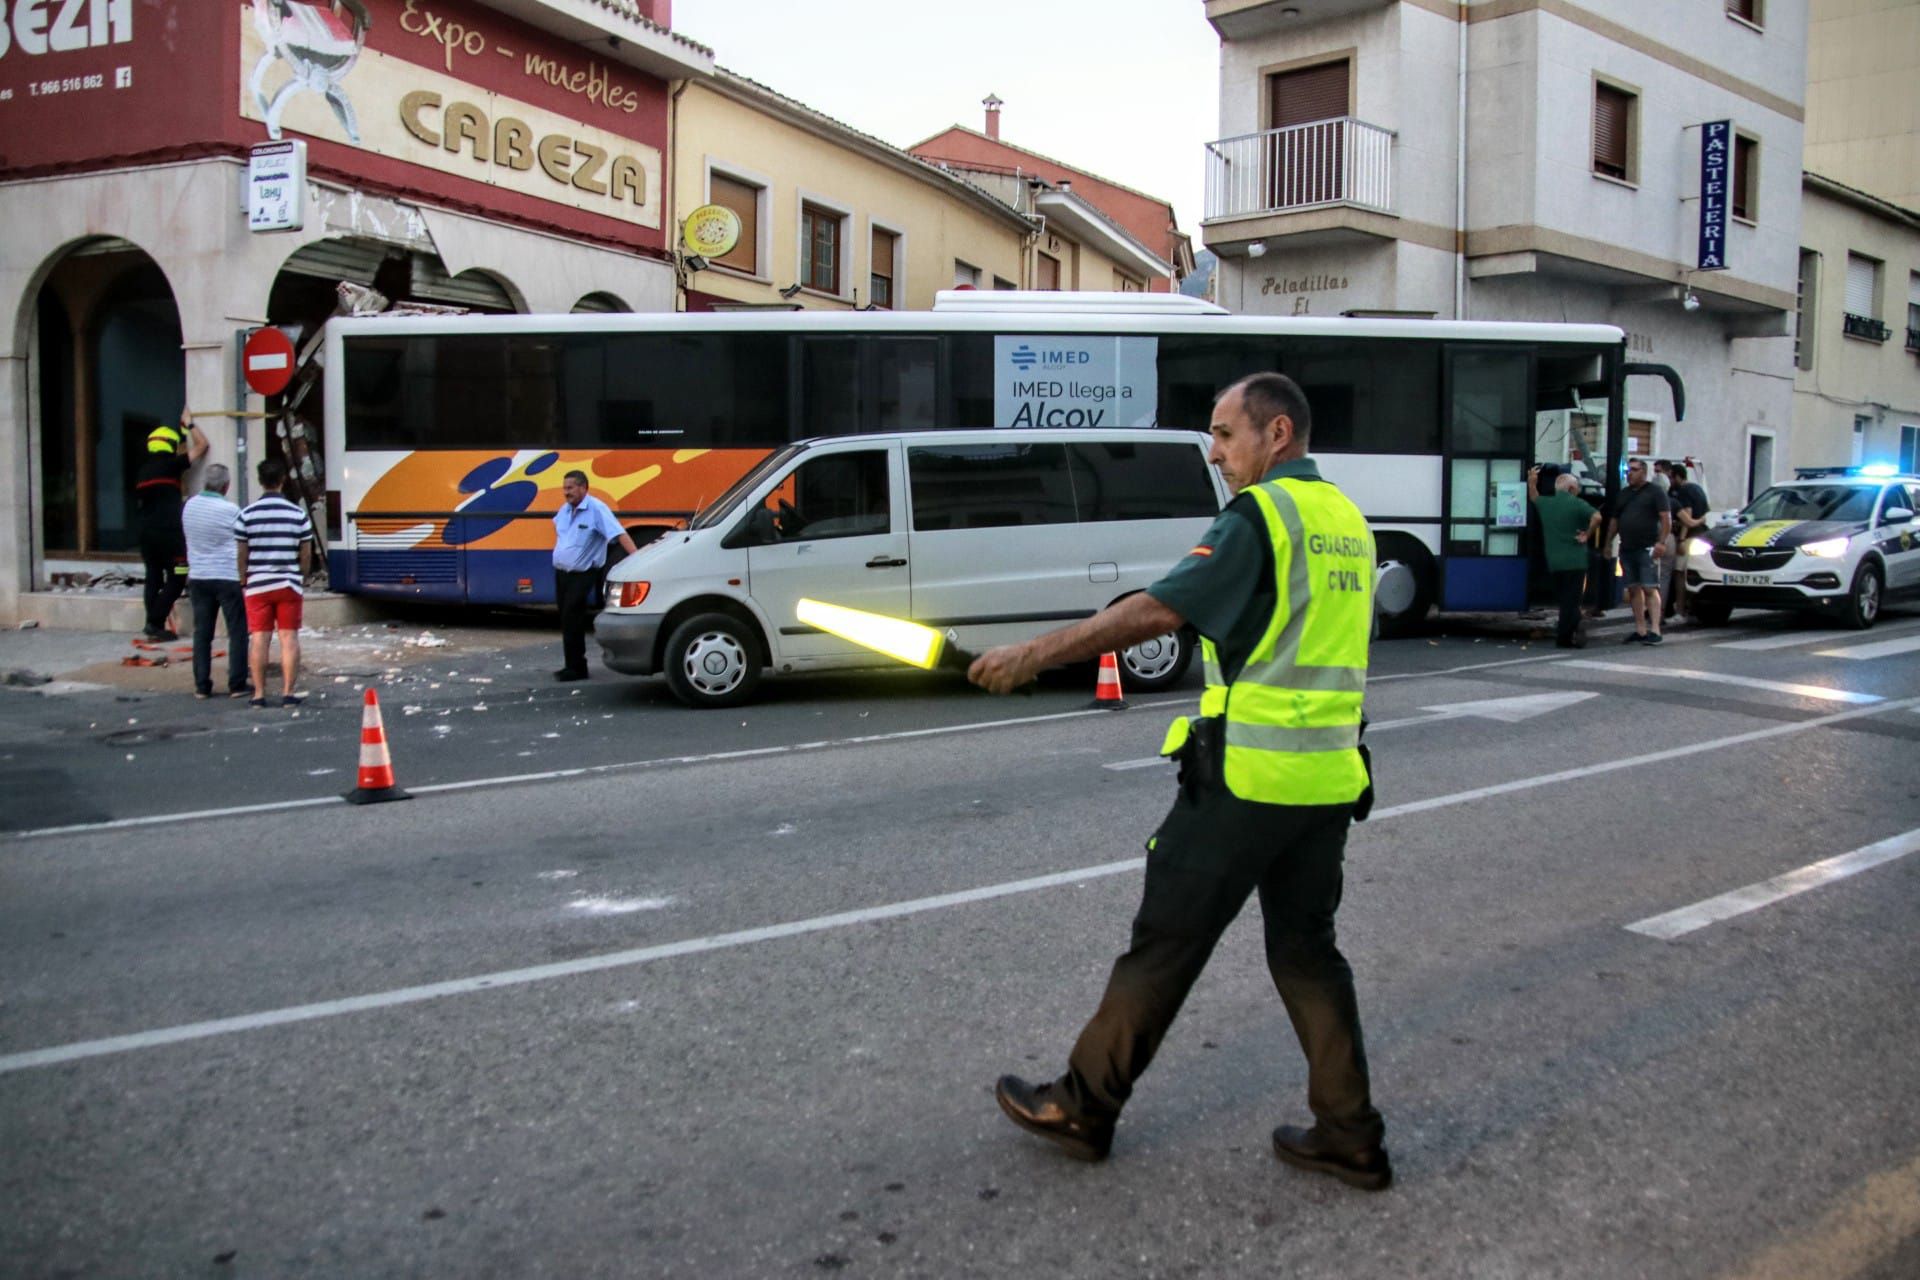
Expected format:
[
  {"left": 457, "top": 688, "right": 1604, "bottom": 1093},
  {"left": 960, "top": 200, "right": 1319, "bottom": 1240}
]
[
  {"left": 1530, "top": 467, "right": 1593, "bottom": 648},
  {"left": 236, "top": 458, "right": 314, "bottom": 708},
  {"left": 552, "top": 471, "right": 638, "bottom": 682},
  {"left": 1666, "top": 462, "right": 1711, "bottom": 620},
  {"left": 180, "top": 463, "right": 251, "bottom": 700},
  {"left": 1605, "top": 459, "right": 1672, "bottom": 643}
]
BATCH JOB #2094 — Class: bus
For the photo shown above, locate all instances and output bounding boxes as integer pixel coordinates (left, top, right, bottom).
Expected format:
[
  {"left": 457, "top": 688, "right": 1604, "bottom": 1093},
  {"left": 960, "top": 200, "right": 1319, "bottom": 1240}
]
[{"left": 321, "top": 291, "right": 1683, "bottom": 629}]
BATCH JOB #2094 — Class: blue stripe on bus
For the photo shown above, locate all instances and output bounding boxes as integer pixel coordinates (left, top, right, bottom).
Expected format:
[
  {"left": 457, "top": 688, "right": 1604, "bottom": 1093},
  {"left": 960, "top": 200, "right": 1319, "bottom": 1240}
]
[{"left": 332, "top": 549, "right": 569, "bottom": 605}]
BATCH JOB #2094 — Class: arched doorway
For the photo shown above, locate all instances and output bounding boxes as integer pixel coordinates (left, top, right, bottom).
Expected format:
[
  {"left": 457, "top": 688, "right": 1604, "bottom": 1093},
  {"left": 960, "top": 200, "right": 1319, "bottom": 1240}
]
[
  {"left": 572, "top": 291, "right": 631, "bottom": 314},
  {"left": 34, "top": 239, "right": 185, "bottom": 562}
]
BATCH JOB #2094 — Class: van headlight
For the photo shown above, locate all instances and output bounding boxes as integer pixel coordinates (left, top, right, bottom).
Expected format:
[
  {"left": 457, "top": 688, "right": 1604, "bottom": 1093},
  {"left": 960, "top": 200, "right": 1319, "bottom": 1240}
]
[
  {"left": 1687, "top": 538, "right": 1713, "bottom": 557},
  {"left": 1800, "top": 537, "right": 1849, "bottom": 559}
]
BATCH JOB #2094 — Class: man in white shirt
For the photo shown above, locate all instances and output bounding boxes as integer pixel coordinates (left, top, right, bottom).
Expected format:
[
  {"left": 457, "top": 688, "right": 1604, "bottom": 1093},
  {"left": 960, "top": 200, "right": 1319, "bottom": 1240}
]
[
  {"left": 551, "top": 470, "right": 637, "bottom": 681},
  {"left": 181, "top": 463, "right": 251, "bottom": 700}
]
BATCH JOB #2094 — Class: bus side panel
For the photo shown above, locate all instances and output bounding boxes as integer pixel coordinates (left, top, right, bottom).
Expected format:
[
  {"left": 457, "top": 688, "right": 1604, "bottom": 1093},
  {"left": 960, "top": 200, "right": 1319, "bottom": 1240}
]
[
  {"left": 1441, "top": 558, "right": 1529, "bottom": 612},
  {"left": 465, "top": 550, "right": 560, "bottom": 605}
]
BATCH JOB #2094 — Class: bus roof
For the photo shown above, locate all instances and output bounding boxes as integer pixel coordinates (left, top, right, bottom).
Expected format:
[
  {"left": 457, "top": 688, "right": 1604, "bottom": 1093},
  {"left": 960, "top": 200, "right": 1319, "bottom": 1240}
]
[{"left": 325, "top": 297, "right": 1624, "bottom": 347}]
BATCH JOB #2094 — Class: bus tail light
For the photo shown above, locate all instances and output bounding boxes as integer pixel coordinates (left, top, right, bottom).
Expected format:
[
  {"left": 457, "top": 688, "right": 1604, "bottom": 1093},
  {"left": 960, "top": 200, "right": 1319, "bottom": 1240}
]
[{"left": 618, "top": 581, "right": 650, "bottom": 608}]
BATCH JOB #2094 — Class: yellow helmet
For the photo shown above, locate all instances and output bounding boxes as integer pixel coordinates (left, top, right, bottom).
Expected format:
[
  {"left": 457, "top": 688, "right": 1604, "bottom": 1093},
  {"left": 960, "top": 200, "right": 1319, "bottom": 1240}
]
[{"left": 146, "top": 424, "right": 183, "bottom": 454}]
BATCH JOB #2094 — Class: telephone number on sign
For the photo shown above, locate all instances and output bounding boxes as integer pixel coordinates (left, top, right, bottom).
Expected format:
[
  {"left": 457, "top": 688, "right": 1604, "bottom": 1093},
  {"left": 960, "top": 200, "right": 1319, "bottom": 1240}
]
[{"left": 30, "top": 74, "right": 106, "bottom": 95}]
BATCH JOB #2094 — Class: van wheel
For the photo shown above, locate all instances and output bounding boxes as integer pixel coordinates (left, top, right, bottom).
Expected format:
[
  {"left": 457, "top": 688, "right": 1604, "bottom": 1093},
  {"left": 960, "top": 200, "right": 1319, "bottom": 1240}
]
[
  {"left": 663, "top": 612, "right": 763, "bottom": 708},
  {"left": 1120, "top": 629, "right": 1193, "bottom": 693},
  {"left": 1842, "top": 562, "right": 1882, "bottom": 630}
]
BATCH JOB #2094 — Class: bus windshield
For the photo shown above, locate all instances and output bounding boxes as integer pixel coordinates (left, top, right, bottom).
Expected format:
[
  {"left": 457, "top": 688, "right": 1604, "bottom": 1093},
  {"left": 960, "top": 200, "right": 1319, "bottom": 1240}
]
[{"left": 691, "top": 445, "right": 804, "bottom": 530}]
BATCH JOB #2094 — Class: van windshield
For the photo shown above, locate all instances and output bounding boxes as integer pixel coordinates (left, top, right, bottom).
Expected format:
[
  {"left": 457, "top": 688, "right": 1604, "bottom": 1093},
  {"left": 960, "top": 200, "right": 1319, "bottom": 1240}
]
[{"left": 690, "top": 445, "right": 805, "bottom": 529}]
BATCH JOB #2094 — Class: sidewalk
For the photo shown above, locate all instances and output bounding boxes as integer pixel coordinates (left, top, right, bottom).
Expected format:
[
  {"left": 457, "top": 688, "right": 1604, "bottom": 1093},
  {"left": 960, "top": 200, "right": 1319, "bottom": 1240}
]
[{"left": 1, "top": 614, "right": 556, "bottom": 698}]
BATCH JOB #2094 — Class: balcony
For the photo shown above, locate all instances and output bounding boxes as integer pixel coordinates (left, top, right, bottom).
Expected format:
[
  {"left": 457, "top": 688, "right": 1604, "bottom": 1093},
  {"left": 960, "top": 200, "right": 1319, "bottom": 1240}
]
[
  {"left": 1843, "top": 312, "right": 1892, "bottom": 343},
  {"left": 1204, "top": 118, "right": 1395, "bottom": 223},
  {"left": 1908, "top": 326, "right": 1920, "bottom": 353},
  {"left": 1206, "top": 0, "right": 1393, "bottom": 39}
]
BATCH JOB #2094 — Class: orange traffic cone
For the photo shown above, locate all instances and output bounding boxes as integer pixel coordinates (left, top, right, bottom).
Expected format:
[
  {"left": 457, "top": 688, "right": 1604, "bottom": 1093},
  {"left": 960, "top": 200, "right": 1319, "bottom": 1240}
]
[
  {"left": 345, "top": 687, "right": 412, "bottom": 805},
  {"left": 1089, "top": 651, "right": 1128, "bottom": 710}
]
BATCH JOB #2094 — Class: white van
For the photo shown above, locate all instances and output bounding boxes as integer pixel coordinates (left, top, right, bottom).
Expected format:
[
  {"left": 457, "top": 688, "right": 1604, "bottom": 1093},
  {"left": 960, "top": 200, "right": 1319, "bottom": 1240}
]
[{"left": 595, "top": 428, "right": 1228, "bottom": 707}]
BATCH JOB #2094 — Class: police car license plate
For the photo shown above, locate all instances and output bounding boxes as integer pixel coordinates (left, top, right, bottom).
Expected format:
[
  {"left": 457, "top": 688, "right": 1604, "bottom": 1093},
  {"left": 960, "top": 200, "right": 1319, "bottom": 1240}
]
[{"left": 1725, "top": 572, "right": 1771, "bottom": 586}]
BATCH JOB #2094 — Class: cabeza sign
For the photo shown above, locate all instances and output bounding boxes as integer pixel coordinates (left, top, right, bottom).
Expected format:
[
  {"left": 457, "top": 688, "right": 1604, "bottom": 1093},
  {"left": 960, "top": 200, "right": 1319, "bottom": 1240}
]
[{"left": 238, "top": 7, "right": 660, "bottom": 230}]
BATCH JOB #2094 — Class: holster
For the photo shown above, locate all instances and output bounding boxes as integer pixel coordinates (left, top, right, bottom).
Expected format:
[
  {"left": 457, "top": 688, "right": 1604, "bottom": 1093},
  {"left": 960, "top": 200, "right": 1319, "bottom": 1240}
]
[
  {"left": 1162, "top": 714, "right": 1223, "bottom": 802},
  {"left": 1352, "top": 717, "right": 1375, "bottom": 822}
]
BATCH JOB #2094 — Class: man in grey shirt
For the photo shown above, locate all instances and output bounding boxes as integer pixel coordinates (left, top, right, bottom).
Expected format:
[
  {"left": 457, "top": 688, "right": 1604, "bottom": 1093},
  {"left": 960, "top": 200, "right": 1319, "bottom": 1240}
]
[{"left": 181, "top": 463, "right": 251, "bottom": 699}]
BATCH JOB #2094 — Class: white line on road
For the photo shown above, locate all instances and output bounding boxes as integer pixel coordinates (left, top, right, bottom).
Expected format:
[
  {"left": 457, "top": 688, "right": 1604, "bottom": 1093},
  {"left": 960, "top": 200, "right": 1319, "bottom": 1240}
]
[
  {"left": 1718, "top": 619, "right": 1920, "bottom": 652},
  {"left": 1625, "top": 827, "right": 1920, "bottom": 941},
  {"left": 1814, "top": 632, "right": 1920, "bottom": 661},
  {"left": 4, "top": 694, "right": 1913, "bottom": 1076},
  {"left": 1558, "top": 660, "right": 1884, "bottom": 704}
]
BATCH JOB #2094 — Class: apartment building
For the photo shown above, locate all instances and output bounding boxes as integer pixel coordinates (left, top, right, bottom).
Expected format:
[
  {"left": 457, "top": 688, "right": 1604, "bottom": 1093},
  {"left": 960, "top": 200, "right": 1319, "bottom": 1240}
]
[{"left": 1201, "top": 0, "right": 1807, "bottom": 498}]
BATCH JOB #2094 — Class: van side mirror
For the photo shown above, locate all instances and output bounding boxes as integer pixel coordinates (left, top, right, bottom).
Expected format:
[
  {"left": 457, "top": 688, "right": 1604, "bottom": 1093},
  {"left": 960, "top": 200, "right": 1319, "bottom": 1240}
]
[{"left": 723, "top": 504, "right": 779, "bottom": 550}]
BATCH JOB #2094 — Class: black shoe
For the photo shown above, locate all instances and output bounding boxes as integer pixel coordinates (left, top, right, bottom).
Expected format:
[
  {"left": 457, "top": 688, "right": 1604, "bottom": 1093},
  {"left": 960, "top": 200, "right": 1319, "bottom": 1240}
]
[
  {"left": 553, "top": 668, "right": 589, "bottom": 682},
  {"left": 994, "top": 1076, "right": 1113, "bottom": 1162},
  {"left": 1554, "top": 639, "right": 1575, "bottom": 649},
  {"left": 142, "top": 628, "right": 178, "bottom": 642},
  {"left": 1642, "top": 631, "right": 1664, "bottom": 645},
  {"left": 1272, "top": 1125, "right": 1393, "bottom": 1191},
  {"left": 1623, "top": 632, "right": 1646, "bottom": 644}
]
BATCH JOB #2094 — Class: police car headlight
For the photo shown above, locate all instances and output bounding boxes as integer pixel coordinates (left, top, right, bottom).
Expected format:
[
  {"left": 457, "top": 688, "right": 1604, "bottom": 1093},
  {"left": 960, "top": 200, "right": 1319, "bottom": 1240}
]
[
  {"left": 1800, "top": 537, "right": 1849, "bottom": 559},
  {"left": 1687, "top": 538, "right": 1713, "bottom": 557}
]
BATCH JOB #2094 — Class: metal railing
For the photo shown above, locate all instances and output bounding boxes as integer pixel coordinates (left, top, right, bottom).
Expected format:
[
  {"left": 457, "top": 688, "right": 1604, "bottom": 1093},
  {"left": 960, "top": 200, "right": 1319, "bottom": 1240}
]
[
  {"left": 1907, "top": 326, "right": 1920, "bottom": 353},
  {"left": 1843, "top": 312, "right": 1892, "bottom": 342},
  {"left": 1204, "top": 117, "right": 1395, "bottom": 221}
]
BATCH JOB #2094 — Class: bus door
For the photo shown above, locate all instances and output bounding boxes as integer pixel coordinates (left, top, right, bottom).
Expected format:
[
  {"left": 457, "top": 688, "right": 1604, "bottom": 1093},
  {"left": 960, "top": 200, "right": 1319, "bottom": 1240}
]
[{"left": 1440, "top": 347, "right": 1534, "bottom": 612}]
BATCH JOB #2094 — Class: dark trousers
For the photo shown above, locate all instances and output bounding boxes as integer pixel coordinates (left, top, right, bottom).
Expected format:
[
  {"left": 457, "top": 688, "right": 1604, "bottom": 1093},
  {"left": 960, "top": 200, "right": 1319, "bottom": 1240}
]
[
  {"left": 1061, "top": 786, "right": 1384, "bottom": 1152},
  {"left": 1586, "top": 551, "right": 1617, "bottom": 613},
  {"left": 189, "top": 579, "right": 249, "bottom": 694},
  {"left": 1552, "top": 568, "right": 1587, "bottom": 645},
  {"left": 555, "top": 568, "right": 601, "bottom": 674},
  {"left": 140, "top": 530, "right": 186, "bottom": 633}
]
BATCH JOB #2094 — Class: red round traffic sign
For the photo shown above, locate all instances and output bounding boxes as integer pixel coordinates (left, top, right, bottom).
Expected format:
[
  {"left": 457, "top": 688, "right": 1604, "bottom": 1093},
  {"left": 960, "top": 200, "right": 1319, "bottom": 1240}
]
[{"left": 243, "top": 327, "right": 297, "bottom": 397}]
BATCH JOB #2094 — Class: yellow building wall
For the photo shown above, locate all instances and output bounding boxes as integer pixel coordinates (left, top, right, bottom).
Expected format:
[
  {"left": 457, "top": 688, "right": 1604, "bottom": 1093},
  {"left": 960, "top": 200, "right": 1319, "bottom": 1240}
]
[
  {"left": 1806, "top": 0, "right": 1920, "bottom": 212},
  {"left": 674, "top": 84, "right": 1029, "bottom": 310}
]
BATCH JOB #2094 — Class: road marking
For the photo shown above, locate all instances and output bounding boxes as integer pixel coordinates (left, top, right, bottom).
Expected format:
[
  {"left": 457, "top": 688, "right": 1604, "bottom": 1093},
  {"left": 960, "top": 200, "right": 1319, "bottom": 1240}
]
[
  {"left": 1721, "top": 1150, "right": 1920, "bottom": 1280},
  {"left": 1624, "top": 827, "right": 1920, "bottom": 941},
  {"left": 3, "top": 695, "right": 1913, "bottom": 1076},
  {"left": 1720, "top": 619, "right": 1920, "bottom": 652},
  {"left": 7, "top": 698, "right": 1197, "bottom": 841},
  {"left": 1815, "top": 632, "right": 1920, "bottom": 661},
  {"left": 1558, "top": 660, "right": 1883, "bottom": 704},
  {"left": 1102, "top": 691, "right": 1599, "bottom": 772}
]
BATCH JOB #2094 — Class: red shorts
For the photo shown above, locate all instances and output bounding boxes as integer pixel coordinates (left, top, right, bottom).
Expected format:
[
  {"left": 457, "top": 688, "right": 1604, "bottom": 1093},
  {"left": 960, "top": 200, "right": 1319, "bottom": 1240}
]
[{"left": 244, "top": 586, "right": 303, "bottom": 632}]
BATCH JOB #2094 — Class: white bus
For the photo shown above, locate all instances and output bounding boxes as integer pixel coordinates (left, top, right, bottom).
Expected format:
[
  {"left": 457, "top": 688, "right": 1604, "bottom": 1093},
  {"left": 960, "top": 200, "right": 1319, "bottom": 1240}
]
[{"left": 320, "top": 291, "right": 1682, "bottom": 628}]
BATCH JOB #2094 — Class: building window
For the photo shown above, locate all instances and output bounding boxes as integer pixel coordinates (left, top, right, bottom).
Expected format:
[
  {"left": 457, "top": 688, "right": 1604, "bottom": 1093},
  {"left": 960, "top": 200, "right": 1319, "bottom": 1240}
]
[
  {"left": 1726, "top": 0, "right": 1762, "bottom": 27},
  {"left": 1908, "top": 271, "right": 1920, "bottom": 352},
  {"left": 1902, "top": 425, "right": 1920, "bottom": 474},
  {"left": 953, "top": 260, "right": 981, "bottom": 289},
  {"left": 1844, "top": 253, "right": 1888, "bottom": 341},
  {"left": 1852, "top": 415, "right": 1870, "bottom": 466},
  {"left": 708, "top": 172, "right": 762, "bottom": 275},
  {"left": 993, "top": 276, "right": 1017, "bottom": 291},
  {"left": 801, "top": 203, "right": 842, "bottom": 294},
  {"left": 1592, "top": 81, "right": 1636, "bottom": 183},
  {"left": 1036, "top": 252, "right": 1061, "bottom": 291},
  {"left": 1116, "top": 272, "right": 1144, "bottom": 292},
  {"left": 1732, "top": 133, "right": 1758, "bottom": 221},
  {"left": 870, "top": 227, "right": 897, "bottom": 309},
  {"left": 1795, "top": 249, "right": 1817, "bottom": 371}
]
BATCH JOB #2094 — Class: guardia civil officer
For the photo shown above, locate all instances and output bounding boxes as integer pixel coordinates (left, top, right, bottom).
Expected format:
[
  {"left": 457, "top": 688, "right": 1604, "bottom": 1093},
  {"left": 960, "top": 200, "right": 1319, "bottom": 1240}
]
[{"left": 968, "top": 372, "right": 1389, "bottom": 1190}]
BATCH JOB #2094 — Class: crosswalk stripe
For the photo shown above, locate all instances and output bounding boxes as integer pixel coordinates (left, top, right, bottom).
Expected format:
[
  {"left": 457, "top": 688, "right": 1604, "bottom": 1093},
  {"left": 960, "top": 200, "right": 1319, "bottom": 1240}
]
[
  {"left": 1626, "top": 826, "right": 1920, "bottom": 940},
  {"left": 1813, "top": 632, "right": 1920, "bottom": 661},
  {"left": 1719, "top": 619, "right": 1920, "bottom": 651},
  {"left": 1558, "top": 660, "right": 1882, "bottom": 704}
]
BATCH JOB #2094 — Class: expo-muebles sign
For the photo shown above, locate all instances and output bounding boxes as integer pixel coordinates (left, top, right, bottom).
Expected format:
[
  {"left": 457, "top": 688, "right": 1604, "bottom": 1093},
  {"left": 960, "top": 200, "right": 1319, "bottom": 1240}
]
[{"left": 240, "top": 3, "right": 661, "bottom": 231}]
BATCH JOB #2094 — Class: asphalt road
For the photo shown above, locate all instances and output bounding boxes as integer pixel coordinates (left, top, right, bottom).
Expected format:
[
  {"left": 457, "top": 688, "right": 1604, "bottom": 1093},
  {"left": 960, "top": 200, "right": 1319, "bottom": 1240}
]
[{"left": 3, "top": 609, "right": 1919, "bottom": 1278}]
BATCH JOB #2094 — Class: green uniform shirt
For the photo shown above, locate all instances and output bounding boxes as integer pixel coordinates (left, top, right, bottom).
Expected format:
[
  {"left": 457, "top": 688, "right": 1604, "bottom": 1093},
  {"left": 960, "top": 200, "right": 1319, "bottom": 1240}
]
[
  {"left": 1531, "top": 491, "right": 1594, "bottom": 573},
  {"left": 1146, "top": 458, "right": 1328, "bottom": 683}
]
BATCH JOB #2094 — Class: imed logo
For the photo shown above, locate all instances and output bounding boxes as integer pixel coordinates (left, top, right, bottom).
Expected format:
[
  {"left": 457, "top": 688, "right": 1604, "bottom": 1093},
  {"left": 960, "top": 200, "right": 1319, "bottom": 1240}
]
[
  {"left": 0, "top": 0, "right": 132, "bottom": 59},
  {"left": 1009, "top": 344, "right": 1037, "bottom": 371}
]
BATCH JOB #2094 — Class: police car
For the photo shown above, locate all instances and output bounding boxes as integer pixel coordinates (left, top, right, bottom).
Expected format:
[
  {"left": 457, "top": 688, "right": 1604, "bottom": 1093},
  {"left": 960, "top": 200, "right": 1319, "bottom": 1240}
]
[{"left": 1685, "top": 466, "right": 1920, "bottom": 629}]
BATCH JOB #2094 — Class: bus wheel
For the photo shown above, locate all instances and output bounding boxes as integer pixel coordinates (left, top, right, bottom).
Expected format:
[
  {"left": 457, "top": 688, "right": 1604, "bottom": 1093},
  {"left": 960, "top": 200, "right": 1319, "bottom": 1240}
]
[
  {"left": 663, "top": 612, "right": 763, "bottom": 708},
  {"left": 1374, "top": 536, "right": 1435, "bottom": 638},
  {"left": 1120, "top": 628, "right": 1193, "bottom": 692}
]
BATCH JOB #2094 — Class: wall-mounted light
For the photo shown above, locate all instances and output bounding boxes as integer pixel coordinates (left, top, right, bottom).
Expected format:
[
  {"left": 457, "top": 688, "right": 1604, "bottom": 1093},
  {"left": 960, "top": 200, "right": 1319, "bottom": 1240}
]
[
  {"left": 683, "top": 254, "right": 710, "bottom": 274},
  {"left": 1247, "top": 241, "right": 1268, "bottom": 258},
  {"left": 1682, "top": 290, "right": 1700, "bottom": 312},
  {"left": 1280, "top": 5, "right": 1301, "bottom": 17},
  {"left": 779, "top": 283, "right": 803, "bottom": 299}
]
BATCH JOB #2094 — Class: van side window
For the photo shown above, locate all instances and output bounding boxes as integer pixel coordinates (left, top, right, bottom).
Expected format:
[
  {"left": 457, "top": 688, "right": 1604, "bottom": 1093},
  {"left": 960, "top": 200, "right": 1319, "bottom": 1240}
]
[
  {"left": 908, "top": 444, "right": 1077, "bottom": 530},
  {"left": 1067, "top": 442, "right": 1218, "bottom": 522},
  {"left": 766, "top": 450, "right": 891, "bottom": 540}
]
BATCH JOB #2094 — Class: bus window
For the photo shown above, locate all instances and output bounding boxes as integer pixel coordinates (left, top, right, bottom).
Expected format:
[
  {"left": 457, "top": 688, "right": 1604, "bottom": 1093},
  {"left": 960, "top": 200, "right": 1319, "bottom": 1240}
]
[
  {"left": 1283, "top": 339, "right": 1440, "bottom": 453},
  {"left": 909, "top": 444, "right": 1076, "bottom": 530},
  {"left": 801, "top": 338, "right": 861, "bottom": 437},
  {"left": 875, "top": 338, "right": 939, "bottom": 431}
]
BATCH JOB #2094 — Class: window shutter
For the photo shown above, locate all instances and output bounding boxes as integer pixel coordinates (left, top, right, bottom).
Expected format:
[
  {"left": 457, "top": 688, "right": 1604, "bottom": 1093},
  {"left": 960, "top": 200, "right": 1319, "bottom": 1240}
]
[
  {"left": 1845, "top": 254, "right": 1876, "bottom": 317},
  {"left": 1269, "top": 60, "right": 1348, "bottom": 128},
  {"left": 1732, "top": 135, "right": 1757, "bottom": 221},
  {"left": 1593, "top": 85, "right": 1630, "bottom": 177},
  {"left": 709, "top": 175, "right": 759, "bottom": 274},
  {"left": 1727, "top": 0, "right": 1757, "bottom": 22},
  {"left": 1908, "top": 270, "right": 1920, "bottom": 310}
]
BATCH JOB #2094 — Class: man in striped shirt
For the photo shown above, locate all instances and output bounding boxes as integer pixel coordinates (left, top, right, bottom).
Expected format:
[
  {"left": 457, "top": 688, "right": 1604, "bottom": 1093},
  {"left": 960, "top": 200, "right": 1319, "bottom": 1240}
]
[{"left": 235, "top": 458, "right": 314, "bottom": 707}]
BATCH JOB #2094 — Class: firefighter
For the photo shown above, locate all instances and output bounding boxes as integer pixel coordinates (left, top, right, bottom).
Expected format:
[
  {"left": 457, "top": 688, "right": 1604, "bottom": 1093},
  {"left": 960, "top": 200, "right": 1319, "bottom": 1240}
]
[
  {"left": 133, "top": 409, "right": 209, "bottom": 641},
  {"left": 968, "top": 372, "right": 1389, "bottom": 1190}
]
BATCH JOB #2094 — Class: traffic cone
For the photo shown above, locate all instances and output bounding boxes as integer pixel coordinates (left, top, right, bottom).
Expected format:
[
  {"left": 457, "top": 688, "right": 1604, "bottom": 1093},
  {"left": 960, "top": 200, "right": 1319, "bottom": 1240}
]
[
  {"left": 1089, "top": 651, "right": 1128, "bottom": 710},
  {"left": 345, "top": 687, "right": 412, "bottom": 805}
]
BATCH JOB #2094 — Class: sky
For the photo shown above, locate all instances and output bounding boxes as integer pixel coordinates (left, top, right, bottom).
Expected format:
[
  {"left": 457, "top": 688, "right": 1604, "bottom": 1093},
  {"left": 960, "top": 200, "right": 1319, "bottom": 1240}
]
[{"left": 671, "top": 0, "right": 1223, "bottom": 239}]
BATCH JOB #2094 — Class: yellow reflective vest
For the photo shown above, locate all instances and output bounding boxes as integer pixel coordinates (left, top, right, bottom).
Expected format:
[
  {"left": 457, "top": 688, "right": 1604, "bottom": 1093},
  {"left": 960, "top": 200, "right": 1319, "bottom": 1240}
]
[{"left": 1194, "top": 475, "right": 1373, "bottom": 805}]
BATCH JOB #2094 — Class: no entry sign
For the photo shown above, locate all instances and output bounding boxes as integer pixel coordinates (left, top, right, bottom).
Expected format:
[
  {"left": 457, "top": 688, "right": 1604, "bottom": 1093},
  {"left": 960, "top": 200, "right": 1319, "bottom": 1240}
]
[{"left": 243, "top": 327, "right": 297, "bottom": 397}]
